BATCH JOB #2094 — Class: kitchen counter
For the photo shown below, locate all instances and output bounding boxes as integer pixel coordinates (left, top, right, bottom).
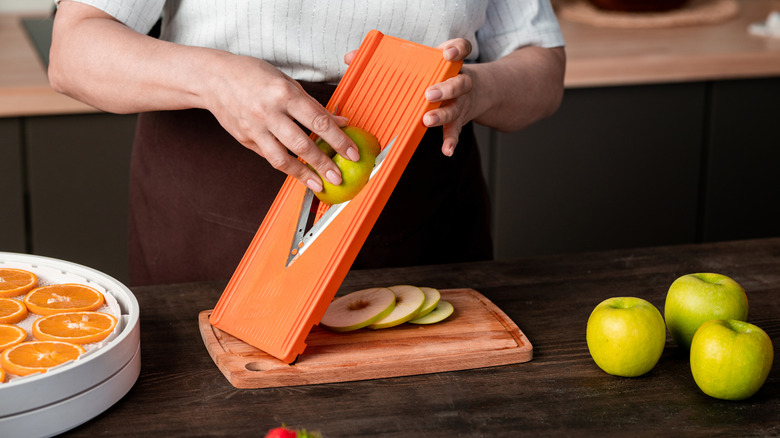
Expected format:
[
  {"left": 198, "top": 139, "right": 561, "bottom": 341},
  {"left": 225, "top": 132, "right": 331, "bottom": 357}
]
[
  {"left": 61, "top": 238, "right": 779, "bottom": 436},
  {"left": 0, "top": 14, "right": 96, "bottom": 117},
  {"left": 2, "top": 0, "right": 780, "bottom": 116},
  {"left": 560, "top": 0, "right": 780, "bottom": 87}
]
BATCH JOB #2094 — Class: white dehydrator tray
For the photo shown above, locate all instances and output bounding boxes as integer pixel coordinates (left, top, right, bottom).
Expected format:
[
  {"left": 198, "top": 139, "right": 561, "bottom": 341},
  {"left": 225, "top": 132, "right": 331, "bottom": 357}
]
[{"left": 0, "top": 252, "right": 141, "bottom": 437}]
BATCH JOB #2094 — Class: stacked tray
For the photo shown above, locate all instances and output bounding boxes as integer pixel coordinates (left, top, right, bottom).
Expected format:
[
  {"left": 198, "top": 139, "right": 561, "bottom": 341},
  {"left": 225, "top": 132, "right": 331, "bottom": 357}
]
[{"left": 0, "top": 252, "right": 140, "bottom": 437}]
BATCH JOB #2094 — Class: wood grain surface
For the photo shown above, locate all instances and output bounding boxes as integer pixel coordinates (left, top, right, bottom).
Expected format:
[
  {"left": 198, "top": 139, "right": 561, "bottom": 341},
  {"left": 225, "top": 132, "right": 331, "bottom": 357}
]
[
  {"left": 60, "top": 238, "right": 780, "bottom": 437},
  {"left": 200, "top": 289, "right": 532, "bottom": 388},
  {"left": 558, "top": 0, "right": 780, "bottom": 87},
  {"left": 0, "top": 15, "right": 97, "bottom": 117}
]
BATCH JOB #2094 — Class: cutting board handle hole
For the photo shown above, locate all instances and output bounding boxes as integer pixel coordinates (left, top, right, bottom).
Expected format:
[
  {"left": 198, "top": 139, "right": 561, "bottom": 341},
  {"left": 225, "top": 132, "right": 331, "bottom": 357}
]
[{"left": 245, "top": 361, "right": 270, "bottom": 372}]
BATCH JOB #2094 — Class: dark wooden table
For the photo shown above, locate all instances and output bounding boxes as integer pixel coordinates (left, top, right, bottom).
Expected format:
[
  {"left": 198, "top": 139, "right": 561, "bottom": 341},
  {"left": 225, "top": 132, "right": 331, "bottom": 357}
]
[{"left": 65, "top": 238, "right": 780, "bottom": 437}]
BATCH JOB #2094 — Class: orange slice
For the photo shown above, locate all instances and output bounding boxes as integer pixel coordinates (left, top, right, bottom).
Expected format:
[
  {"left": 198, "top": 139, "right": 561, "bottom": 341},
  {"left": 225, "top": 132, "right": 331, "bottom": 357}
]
[
  {"left": 0, "top": 297, "right": 28, "bottom": 324},
  {"left": 33, "top": 311, "right": 117, "bottom": 344},
  {"left": 0, "top": 268, "right": 38, "bottom": 298},
  {"left": 0, "top": 367, "right": 5, "bottom": 383},
  {"left": 24, "top": 283, "right": 105, "bottom": 316},
  {"left": 0, "top": 340, "right": 85, "bottom": 376},
  {"left": 0, "top": 324, "right": 27, "bottom": 352}
]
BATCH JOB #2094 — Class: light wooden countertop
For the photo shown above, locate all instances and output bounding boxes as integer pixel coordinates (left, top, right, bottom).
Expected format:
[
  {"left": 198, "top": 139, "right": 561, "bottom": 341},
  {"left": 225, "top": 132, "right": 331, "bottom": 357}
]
[
  {"left": 561, "top": 0, "right": 780, "bottom": 87},
  {"left": 2, "top": 1, "right": 780, "bottom": 117},
  {"left": 0, "top": 14, "right": 98, "bottom": 117}
]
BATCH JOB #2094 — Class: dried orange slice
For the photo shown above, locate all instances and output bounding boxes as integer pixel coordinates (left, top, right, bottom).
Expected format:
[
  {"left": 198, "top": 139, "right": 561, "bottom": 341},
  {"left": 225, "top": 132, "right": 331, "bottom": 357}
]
[
  {"left": 33, "top": 311, "right": 117, "bottom": 344},
  {"left": 24, "top": 283, "right": 105, "bottom": 316},
  {"left": 0, "top": 324, "right": 27, "bottom": 352},
  {"left": 0, "top": 268, "right": 38, "bottom": 298},
  {"left": 0, "top": 340, "right": 85, "bottom": 376},
  {"left": 0, "top": 297, "right": 28, "bottom": 324}
]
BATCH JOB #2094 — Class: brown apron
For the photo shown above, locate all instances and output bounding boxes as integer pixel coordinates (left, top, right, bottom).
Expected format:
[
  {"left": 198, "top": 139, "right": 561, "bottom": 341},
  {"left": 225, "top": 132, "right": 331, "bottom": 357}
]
[{"left": 128, "top": 82, "right": 492, "bottom": 286}]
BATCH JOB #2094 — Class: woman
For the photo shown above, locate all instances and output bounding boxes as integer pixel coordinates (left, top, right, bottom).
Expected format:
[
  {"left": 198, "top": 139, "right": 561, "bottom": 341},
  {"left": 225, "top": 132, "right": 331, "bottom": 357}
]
[{"left": 49, "top": 1, "right": 566, "bottom": 285}]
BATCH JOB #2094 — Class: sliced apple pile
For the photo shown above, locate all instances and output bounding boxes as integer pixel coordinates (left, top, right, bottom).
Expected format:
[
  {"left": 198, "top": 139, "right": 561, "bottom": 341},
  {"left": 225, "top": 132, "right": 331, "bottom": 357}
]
[
  {"left": 320, "top": 285, "right": 453, "bottom": 332},
  {"left": 368, "top": 285, "right": 425, "bottom": 329},
  {"left": 409, "top": 300, "right": 454, "bottom": 325},
  {"left": 319, "top": 287, "right": 396, "bottom": 332}
]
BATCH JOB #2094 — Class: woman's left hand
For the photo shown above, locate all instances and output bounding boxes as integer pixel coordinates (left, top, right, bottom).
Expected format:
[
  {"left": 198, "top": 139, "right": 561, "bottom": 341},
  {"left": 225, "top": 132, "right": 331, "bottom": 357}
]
[
  {"left": 421, "top": 38, "right": 476, "bottom": 157},
  {"left": 343, "top": 38, "right": 476, "bottom": 157},
  {"left": 345, "top": 38, "right": 565, "bottom": 158}
]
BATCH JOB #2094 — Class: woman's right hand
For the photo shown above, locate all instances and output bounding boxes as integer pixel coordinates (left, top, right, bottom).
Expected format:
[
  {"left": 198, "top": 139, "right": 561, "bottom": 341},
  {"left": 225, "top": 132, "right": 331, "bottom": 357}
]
[{"left": 201, "top": 53, "right": 359, "bottom": 192}]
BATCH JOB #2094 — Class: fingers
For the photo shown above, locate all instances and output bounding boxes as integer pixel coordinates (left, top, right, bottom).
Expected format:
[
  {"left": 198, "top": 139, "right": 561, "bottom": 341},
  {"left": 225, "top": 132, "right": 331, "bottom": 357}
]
[
  {"left": 249, "top": 132, "right": 327, "bottom": 192},
  {"left": 344, "top": 50, "right": 357, "bottom": 65},
  {"left": 425, "top": 71, "right": 473, "bottom": 104},
  {"left": 252, "top": 84, "right": 360, "bottom": 190},
  {"left": 423, "top": 73, "right": 472, "bottom": 130},
  {"left": 441, "top": 122, "right": 461, "bottom": 157},
  {"left": 286, "top": 89, "right": 359, "bottom": 161},
  {"left": 207, "top": 56, "right": 356, "bottom": 192},
  {"left": 436, "top": 38, "right": 473, "bottom": 62},
  {"left": 424, "top": 100, "right": 463, "bottom": 157},
  {"left": 422, "top": 39, "right": 474, "bottom": 158}
]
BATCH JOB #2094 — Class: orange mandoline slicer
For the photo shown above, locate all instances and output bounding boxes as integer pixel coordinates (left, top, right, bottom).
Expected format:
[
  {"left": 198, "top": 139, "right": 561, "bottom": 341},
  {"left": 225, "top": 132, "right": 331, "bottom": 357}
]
[{"left": 208, "top": 30, "right": 462, "bottom": 363}]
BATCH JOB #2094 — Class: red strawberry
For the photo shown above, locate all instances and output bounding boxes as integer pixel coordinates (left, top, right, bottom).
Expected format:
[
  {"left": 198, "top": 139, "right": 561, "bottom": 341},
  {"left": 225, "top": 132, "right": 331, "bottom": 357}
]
[{"left": 265, "top": 427, "right": 297, "bottom": 438}]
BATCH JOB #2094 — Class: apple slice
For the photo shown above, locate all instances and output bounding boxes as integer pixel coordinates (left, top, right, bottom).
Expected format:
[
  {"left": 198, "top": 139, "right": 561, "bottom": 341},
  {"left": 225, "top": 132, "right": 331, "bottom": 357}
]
[
  {"left": 319, "top": 287, "right": 396, "bottom": 332},
  {"left": 368, "top": 285, "right": 426, "bottom": 329},
  {"left": 414, "top": 287, "right": 441, "bottom": 319},
  {"left": 408, "top": 300, "right": 454, "bottom": 325}
]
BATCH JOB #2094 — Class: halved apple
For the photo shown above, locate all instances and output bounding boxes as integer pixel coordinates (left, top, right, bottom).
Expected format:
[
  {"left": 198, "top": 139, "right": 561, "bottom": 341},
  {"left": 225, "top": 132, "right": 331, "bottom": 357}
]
[
  {"left": 368, "top": 285, "right": 426, "bottom": 329},
  {"left": 408, "top": 300, "right": 454, "bottom": 325},
  {"left": 319, "top": 287, "right": 396, "bottom": 332}
]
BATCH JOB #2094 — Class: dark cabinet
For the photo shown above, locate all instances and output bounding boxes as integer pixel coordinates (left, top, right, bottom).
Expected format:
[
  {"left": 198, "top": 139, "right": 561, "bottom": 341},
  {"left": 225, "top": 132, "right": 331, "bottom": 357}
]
[
  {"left": 19, "top": 113, "right": 136, "bottom": 282},
  {"left": 0, "top": 118, "right": 27, "bottom": 253},
  {"left": 703, "top": 78, "right": 780, "bottom": 242},
  {"left": 480, "top": 78, "right": 779, "bottom": 260}
]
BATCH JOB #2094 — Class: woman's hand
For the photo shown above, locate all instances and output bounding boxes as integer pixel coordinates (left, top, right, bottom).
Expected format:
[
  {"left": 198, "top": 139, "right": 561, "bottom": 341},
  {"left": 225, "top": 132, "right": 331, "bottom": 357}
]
[
  {"left": 421, "top": 39, "right": 476, "bottom": 157},
  {"left": 422, "top": 39, "right": 567, "bottom": 157},
  {"left": 343, "top": 39, "right": 475, "bottom": 157},
  {"left": 346, "top": 38, "right": 565, "bottom": 158},
  {"left": 202, "top": 53, "right": 360, "bottom": 192}
]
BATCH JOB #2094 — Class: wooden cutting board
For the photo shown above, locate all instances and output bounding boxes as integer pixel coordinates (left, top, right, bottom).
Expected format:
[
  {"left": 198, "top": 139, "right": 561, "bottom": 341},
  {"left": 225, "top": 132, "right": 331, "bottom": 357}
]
[{"left": 199, "top": 288, "right": 532, "bottom": 388}]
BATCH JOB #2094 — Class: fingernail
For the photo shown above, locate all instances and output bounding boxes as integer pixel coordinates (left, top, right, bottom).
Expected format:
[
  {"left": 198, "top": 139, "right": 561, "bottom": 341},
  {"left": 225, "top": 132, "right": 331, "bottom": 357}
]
[
  {"left": 444, "top": 47, "right": 458, "bottom": 60},
  {"left": 307, "top": 178, "right": 323, "bottom": 192},
  {"left": 426, "top": 89, "right": 443, "bottom": 102},
  {"left": 334, "top": 115, "right": 349, "bottom": 126},
  {"left": 443, "top": 143, "right": 455, "bottom": 157},
  {"left": 346, "top": 147, "right": 360, "bottom": 162},
  {"left": 424, "top": 114, "right": 440, "bottom": 126},
  {"left": 325, "top": 169, "right": 341, "bottom": 185}
]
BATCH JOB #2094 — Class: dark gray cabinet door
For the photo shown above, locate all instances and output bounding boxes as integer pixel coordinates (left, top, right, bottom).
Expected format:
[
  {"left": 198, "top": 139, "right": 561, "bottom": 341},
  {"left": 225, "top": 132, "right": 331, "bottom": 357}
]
[
  {"left": 703, "top": 77, "right": 780, "bottom": 242},
  {"left": 487, "top": 83, "right": 706, "bottom": 259},
  {"left": 25, "top": 113, "right": 136, "bottom": 282},
  {"left": 0, "top": 118, "right": 27, "bottom": 253}
]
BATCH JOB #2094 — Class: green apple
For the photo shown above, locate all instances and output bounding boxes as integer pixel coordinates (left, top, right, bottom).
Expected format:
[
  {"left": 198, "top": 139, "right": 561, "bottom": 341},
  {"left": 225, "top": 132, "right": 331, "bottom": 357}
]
[
  {"left": 312, "top": 126, "right": 381, "bottom": 205},
  {"left": 586, "top": 297, "right": 666, "bottom": 377},
  {"left": 315, "top": 136, "right": 336, "bottom": 158},
  {"left": 690, "top": 319, "right": 773, "bottom": 400},
  {"left": 368, "top": 285, "right": 425, "bottom": 329},
  {"left": 664, "top": 273, "right": 748, "bottom": 350},
  {"left": 414, "top": 287, "right": 441, "bottom": 319},
  {"left": 319, "top": 287, "right": 396, "bottom": 332},
  {"left": 408, "top": 300, "right": 454, "bottom": 325}
]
